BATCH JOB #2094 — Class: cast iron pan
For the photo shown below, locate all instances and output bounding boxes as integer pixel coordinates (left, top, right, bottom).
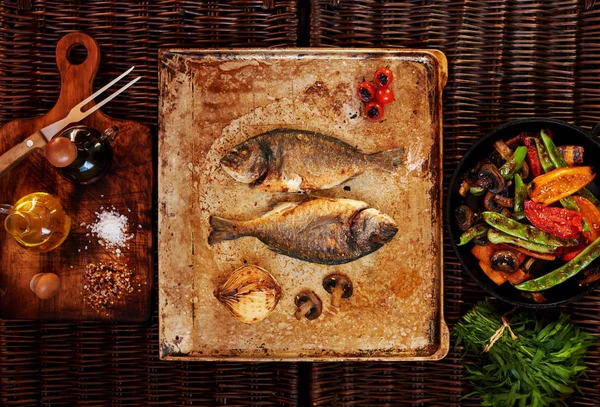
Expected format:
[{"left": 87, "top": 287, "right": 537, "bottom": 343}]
[{"left": 447, "top": 118, "right": 600, "bottom": 308}]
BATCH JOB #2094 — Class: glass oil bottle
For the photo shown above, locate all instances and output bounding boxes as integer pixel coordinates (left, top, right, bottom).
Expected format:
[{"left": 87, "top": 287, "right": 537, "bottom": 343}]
[{"left": 0, "top": 192, "right": 71, "bottom": 252}]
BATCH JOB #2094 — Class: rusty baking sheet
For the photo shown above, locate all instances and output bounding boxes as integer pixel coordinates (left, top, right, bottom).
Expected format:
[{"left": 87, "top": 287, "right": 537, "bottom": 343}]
[{"left": 158, "top": 49, "right": 448, "bottom": 361}]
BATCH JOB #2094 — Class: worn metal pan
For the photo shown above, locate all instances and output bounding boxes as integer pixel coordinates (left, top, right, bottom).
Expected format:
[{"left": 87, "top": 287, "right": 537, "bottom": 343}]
[{"left": 158, "top": 48, "right": 448, "bottom": 361}]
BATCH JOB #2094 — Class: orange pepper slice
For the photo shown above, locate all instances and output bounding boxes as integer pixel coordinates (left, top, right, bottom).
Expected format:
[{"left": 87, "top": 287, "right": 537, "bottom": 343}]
[
  {"left": 572, "top": 195, "right": 600, "bottom": 242},
  {"left": 530, "top": 166, "right": 595, "bottom": 205}
]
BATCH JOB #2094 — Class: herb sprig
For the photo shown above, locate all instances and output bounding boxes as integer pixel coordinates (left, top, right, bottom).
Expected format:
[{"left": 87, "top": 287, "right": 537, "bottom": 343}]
[{"left": 453, "top": 301, "right": 594, "bottom": 407}]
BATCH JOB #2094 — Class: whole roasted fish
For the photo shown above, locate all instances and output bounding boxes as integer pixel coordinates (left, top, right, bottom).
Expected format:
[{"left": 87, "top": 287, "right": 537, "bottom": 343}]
[
  {"left": 220, "top": 129, "right": 405, "bottom": 192},
  {"left": 208, "top": 198, "right": 398, "bottom": 265}
]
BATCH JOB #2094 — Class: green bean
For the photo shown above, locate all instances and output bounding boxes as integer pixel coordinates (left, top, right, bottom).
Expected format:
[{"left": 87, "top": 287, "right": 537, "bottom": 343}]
[
  {"left": 515, "top": 236, "right": 600, "bottom": 291},
  {"left": 499, "top": 146, "right": 527, "bottom": 180},
  {"left": 534, "top": 137, "right": 555, "bottom": 173},
  {"left": 512, "top": 211, "right": 526, "bottom": 221},
  {"left": 541, "top": 130, "right": 569, "bottom": 168},
  {"left": 487, "top": 229, "right": 558, "bottom": 254},
  {"left": 513, "top": 173, "right": 527, "bottom": 213},
  {"left": 469, "top": 186, "right": 486, "bottom": 196},
  {"left": 481, "top": 211, "right": 580, "bottom": 247},
  {"left": 458, "top": 224, "right": 489, "bottom": 246}
]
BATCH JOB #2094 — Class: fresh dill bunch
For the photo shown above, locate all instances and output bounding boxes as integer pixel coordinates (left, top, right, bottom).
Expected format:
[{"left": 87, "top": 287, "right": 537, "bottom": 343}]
[{"left": 453, "top": 300, "right": 594, "bottom": 407}]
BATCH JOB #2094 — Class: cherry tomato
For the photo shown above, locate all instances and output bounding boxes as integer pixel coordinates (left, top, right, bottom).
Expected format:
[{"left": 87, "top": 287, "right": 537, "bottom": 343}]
[
  {"left": 365, "top": 102, "right": 384, "bottom": 122},
  {"left": 375, "top": 86, "right": 394, "bottom": 105},
  {"left": 357, "top": 81, "right": 376, "bottom": 102},
  {"left": 374, "top": 67, "right": 394, "bottom": 87}
]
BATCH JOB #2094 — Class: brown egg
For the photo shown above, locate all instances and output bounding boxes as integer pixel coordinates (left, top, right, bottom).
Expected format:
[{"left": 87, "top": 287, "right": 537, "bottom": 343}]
[{"left": 30, "top": 273, "right": 61, "bottom": 300}]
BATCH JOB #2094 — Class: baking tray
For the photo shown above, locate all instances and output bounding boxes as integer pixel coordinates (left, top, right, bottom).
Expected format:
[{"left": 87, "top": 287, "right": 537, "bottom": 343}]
[{"left": 158, "top": 49, "right": 448, "bottom": 361}]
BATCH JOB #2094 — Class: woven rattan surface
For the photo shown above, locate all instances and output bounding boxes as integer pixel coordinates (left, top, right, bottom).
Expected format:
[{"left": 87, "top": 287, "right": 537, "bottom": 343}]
[{"left": 0, "top": 0, "right": 599, "bottom": 405}]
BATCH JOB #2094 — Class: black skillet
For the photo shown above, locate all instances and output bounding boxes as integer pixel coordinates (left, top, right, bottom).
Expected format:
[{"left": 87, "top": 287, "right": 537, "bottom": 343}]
[{"left": 447, "top": 118, "right": 600, "bottom": 308}]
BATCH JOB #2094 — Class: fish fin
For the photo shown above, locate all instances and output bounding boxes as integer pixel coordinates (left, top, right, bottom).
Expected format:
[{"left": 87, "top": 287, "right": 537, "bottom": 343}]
[
  {"left": 208, "top": 216, "right": 239, "bottom": 245},
  {"left": 298, "top": 215, "right": 341, "bottom": 233},
  {"left": 369, "top": 147, "right": 405, "bottom": 172},
  {"left": 259, "top": 201, "right": 302, "bottom": 217}
]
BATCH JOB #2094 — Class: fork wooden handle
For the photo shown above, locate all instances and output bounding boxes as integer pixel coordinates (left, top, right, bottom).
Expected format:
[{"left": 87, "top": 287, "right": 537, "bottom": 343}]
[{"left": 0, "top": 131, "right": 46, "bottom": 178}]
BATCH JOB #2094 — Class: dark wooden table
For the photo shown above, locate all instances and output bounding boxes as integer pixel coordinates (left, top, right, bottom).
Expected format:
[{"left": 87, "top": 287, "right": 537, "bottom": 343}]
[{"left": 0, "top": 1, "right": 598, "bottom": 406}]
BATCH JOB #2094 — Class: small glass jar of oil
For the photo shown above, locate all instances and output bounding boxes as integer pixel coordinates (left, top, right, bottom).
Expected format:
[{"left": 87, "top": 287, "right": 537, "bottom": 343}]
[{"left": 1, "top": 192, "right": 71, "bottom": 252}]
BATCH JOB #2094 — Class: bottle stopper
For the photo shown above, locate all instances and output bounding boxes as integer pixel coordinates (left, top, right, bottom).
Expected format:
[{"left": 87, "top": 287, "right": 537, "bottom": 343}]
[{"left": 44, "top": 137, "right": 78, "bottom": 168}]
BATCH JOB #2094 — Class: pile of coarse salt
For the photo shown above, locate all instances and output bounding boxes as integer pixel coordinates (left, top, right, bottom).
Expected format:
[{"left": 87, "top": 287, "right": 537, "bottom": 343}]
[{"left": 82, "top": 207, "right": 134, "bottom": 257}]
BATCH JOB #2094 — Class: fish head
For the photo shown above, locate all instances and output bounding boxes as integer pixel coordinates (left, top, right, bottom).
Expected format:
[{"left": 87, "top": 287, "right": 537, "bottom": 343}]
[
  {"left": 220, "top": 140, "right": 269, "bottom": 184},
  {"left": 352, "top": 208, "right": 398, "bottom": 250}
]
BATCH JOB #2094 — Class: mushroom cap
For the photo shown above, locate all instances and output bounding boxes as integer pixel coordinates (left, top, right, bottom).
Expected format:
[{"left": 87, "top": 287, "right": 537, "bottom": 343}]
[
  {"left": 294, "top": 290, "right": 322, "bottom": 320},
  {"left": 322, "top": 274, "right": 353, "bottom": 298},
  {"left": 477, "top": 163, "right": 505, "bottom": 194}
]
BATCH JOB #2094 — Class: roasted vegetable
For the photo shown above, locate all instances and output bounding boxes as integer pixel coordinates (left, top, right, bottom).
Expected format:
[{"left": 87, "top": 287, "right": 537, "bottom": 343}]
[
  {"left": 530, "top": 166, "right": 595, "bottom": 205},
  {"left": 523, "top": 200, "right": 583, "bottom": 239},
  {"left": 513, "top": 173, "right": 527, "bottom": 213},
  {"left": 499, "top": 146, "right": 527, "bottom": 180},
  {"left": 558, "top": 145, "right": 584, "bottom": 166},
  {"left": 482, "top": 211, "right": 578, "bottom": 248},
  {"left": 490, "top": 250, "right": 519, "bottom": 273},
  {"left": 534, "top": 137, "right": 556, "bottom": 173},
  {"left": 487, "top": 229, "right": 559, "bottom": 254},
  {"left": 455, "top": 205, "right": 474, "bottom": 231},
  {"left": 516, "top": 236, "right": 600, "bottom": 291},
  {"left": 523, "top": 137, "right": 542, "bottom": 177},
  {"left": 457, "top": 129, "right": 600, "bottom": 290},
  {"left": 541, "top": 131, "right": 599, "bottom": 206},
  {"left": 458, "top": 224, "right": 489, "bottom": 246},
  {"left": 477, "top": 164, "right": 505, "bottom": 194},
  {"left": 469, "top": 186, "right": 486, "bottom": 196},
  {"left": 572, "top": 195, "right": 600, "bottom": 242}
]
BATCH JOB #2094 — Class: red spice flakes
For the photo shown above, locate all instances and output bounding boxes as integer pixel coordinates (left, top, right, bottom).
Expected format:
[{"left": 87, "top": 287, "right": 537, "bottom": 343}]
[{"left": 83, "top": 261, "right": 140, "bottom": 314}]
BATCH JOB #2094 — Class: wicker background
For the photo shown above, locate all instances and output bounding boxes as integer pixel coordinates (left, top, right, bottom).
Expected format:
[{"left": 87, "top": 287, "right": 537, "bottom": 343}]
[{"left": 0, "top": 0, "right": 598, "bottom": 406}]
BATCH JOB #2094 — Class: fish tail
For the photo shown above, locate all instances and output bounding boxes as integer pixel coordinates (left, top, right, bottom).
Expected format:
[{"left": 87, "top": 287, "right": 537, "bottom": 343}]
[
  {"left": 369, "top": 147, "right": 405, "bottom": 172},
  {"left": 208, "top": 216, "right": 240, "bottom": 245}
]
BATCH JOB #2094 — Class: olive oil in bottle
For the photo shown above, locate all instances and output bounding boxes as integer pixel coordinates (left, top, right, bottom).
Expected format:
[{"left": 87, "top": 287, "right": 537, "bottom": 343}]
[{"left": 1, "top": 192, "right": 71, "bottom": 252}]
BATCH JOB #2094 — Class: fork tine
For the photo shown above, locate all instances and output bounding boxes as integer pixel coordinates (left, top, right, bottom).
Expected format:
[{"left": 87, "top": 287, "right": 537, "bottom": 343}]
[
  {"left": 78, "top": 76, "right": 141, "bottom": 119},
  {"left": 73, "top": 66, "right": 135, "bottom": 111}
]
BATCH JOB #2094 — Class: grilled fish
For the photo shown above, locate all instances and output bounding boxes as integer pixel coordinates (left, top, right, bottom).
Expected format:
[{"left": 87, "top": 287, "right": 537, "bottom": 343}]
[
  {"left": 208, "top": 198, "right": 398, "bottom": 265},
  {"left": 220, "top": 129, "right": 405, "bottom": 192}
]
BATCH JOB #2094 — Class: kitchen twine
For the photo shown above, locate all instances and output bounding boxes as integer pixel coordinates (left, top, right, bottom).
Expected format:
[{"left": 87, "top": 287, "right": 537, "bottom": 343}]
[{"left": 483, "top": 307, "right": 519, "bottom": 353}]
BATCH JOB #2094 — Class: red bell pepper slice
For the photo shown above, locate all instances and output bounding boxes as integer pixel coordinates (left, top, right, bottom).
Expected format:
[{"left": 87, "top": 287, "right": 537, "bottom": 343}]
[
  {"left": 523, "top": 137, "right": 542, "bottom": 178},
  {"left": 524, "top": 200, "right": 583, "bottom": 239}
]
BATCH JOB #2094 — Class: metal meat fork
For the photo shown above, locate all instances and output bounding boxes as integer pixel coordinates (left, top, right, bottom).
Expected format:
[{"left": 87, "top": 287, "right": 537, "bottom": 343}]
[{"left": 0, "top": 67, "right": 140, "bottom": 178}]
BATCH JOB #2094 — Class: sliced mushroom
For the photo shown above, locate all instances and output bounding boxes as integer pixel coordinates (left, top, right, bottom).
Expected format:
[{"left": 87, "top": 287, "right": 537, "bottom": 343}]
[
  {"left": 455, "top": 205, "right": 474, "bottom": 231},
  {"left": 294, "top": 291, "right": 322, "bottom": 320},
  {"left": 490, "top": 250, "right": 519, "bottom": 273},
  {"left": 472, "top": 235, "right": 488, "bottom": 245},
  {"left": 484, "top": 192, "right": 511, "bottom": 217},
  {"left": 493, "top": 194, "right": 514, "bottom": 208},
  {"left": 494, "top": 140, "right": 513, "bottom": 160},
  {"left": 323, "top": 274, "right": 353, "bottom": 308},
  {"left": 476, "top": 164, "right": 505, "bottom": 194}
]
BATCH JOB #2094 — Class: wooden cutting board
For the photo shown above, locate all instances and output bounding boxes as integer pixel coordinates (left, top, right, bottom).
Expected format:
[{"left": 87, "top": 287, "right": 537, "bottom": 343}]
[
  {"left": 0, "top": 32, "right": 153, "bottom": 321},
  {"left": 158, "top": 49, "right": 448, "bottom": 360}
]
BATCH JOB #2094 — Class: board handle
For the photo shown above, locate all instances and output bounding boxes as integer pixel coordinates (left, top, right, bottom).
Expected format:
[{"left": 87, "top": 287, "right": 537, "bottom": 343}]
[
  {"left": 54, "top": 32, "right": 100, "bottom": 114},
  {"left": 0, "top": 131, "right": 47, "bottom": 178}
]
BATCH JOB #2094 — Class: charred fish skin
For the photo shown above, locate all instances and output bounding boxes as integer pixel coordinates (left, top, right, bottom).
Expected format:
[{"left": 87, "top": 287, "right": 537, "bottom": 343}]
[
  {"left": 208, "top": 198, "right": 398, "bottom": 265},
  {"left": 220, "top": 129, "right": 404, "bottom": 193}
]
